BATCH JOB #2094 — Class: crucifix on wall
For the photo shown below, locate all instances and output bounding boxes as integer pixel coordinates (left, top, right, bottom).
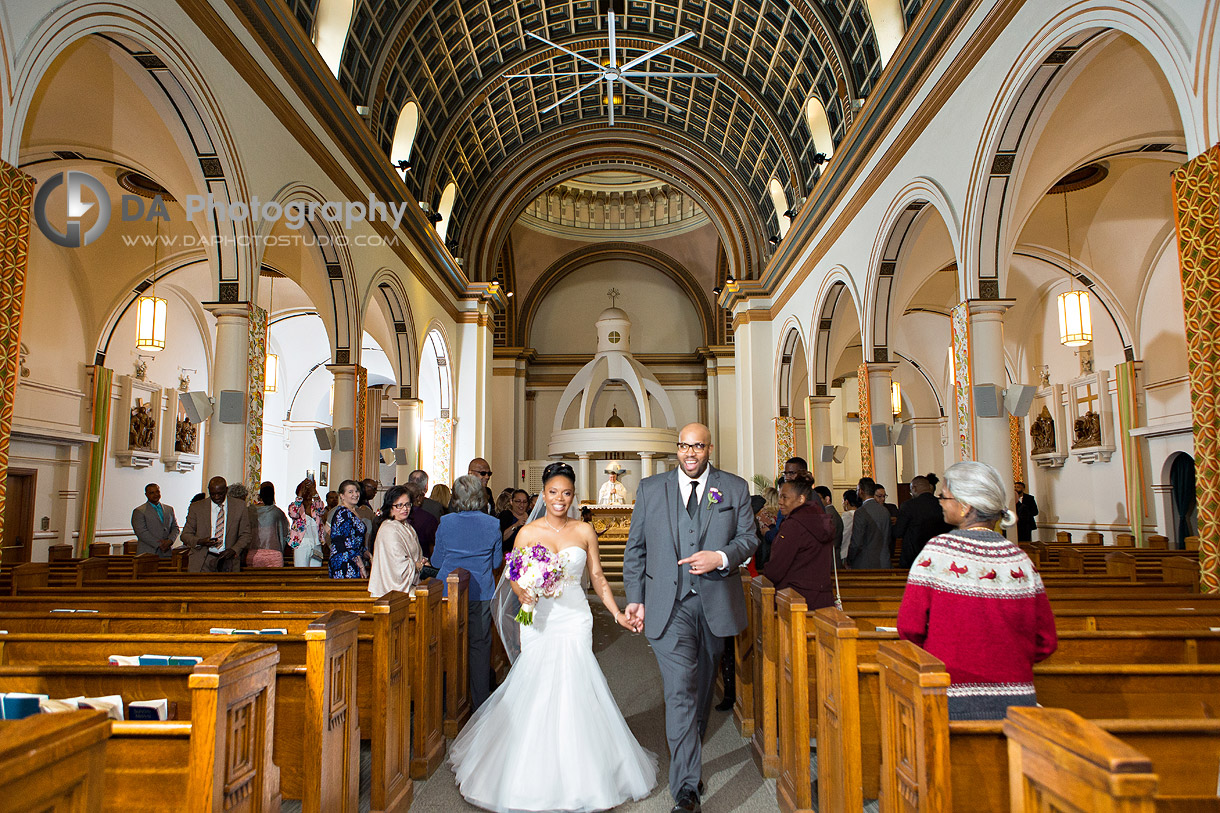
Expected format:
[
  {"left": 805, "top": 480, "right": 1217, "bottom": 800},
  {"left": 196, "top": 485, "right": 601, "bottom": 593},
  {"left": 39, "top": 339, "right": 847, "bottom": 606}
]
[{"left": 1067, "top": 370, "right": 1114, "bottom": 461}]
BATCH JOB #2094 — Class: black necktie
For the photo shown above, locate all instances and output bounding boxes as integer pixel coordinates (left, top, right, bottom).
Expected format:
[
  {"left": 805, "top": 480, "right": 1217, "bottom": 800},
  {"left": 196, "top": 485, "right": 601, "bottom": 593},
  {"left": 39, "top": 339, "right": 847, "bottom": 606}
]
[{"left": 686, "top": 481, "right": 699, "bottom": 519}]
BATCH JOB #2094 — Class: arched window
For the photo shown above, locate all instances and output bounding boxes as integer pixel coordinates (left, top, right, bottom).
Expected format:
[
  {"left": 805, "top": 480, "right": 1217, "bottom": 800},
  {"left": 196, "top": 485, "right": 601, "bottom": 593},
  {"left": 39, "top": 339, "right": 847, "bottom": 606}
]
[
  {"left": 436, "top": 182, "right": 457, "bottom": 241},
  {"left": 313, "top": 0, "right": 355, "bottom": 77},
  {"left": 768, "top": 177, "right": 791, "bottom": 238},
  {"left": 803, "top": 96, "right": 835, "bottom": 162},
  {"left": 864, "top": 0, "right": 906, "bottom": 67},
  {"left": 390, "top": 102, "right": 419, "bottom": 170}
]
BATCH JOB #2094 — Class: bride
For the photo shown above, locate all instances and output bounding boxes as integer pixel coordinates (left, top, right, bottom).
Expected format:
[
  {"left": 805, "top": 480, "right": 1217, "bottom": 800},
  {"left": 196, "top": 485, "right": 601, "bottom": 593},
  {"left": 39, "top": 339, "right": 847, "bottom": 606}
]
[{"left": 448, "top": 461, "right": 658, "bottom": 812}]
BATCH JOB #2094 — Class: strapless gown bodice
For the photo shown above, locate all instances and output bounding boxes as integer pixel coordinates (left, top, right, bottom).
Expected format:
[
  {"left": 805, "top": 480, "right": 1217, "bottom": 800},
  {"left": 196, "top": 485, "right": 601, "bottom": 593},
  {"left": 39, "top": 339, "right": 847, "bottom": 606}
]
[{"left": 448, "top": 546, "right": 657, "bottom": 812}]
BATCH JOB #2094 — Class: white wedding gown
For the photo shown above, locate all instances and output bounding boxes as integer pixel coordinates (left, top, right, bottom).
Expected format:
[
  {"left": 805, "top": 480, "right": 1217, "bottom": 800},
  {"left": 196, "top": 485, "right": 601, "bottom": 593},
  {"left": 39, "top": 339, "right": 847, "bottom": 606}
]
[{"left": 449, "top": 547, "right": 658, "bottom": 812}]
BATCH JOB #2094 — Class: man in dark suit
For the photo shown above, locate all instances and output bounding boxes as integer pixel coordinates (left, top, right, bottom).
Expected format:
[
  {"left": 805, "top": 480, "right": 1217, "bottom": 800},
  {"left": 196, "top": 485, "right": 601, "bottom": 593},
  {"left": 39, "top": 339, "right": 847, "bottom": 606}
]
[
  {"left": 180, "top": 476, "right": 251, "bottom": 572},
  {"left": 408, "top": 469, "right": 446, "bottom": 518},
  {"left": 405, "top": 482, "right": 438, "bottom": 557},
  {"left": 131, "top": 483, "right": 179, "bottom": 558},
  {"left": 814, "top": 485, "right": 844, "bottom": 564},
  {"left": 847, "top": 477, "right": 891, "bottom": 569},
  {"left": 623, "top": 423, "right": 757, "bottom": 813},
  {"left": 895, "top": 475, "right": 952, "bottom": 568},
  {"left": 1015, "top": 480, "right": 1039, "bottom": 541}
]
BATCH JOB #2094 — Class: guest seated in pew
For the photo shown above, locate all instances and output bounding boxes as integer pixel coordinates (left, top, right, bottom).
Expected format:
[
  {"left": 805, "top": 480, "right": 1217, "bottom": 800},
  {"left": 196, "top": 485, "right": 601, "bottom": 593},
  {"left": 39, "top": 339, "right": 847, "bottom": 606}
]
[
  {"left": 897, "top": 460, "right": 1058, "bottom": 720},
  {"left": 433, "top": 474, "right": 503, "bottom": 710},
  {"left": 369, "top": 485, "right": 424, "bottom": 598},
  {"left": 762, "top": 474, "right": 838, "bottom": 609},
  {"left": 247, "top": 481, "right": 288, "bottom": 568},
  {"left": 325, "top": 480, "right": 370, "bottom": 579}
]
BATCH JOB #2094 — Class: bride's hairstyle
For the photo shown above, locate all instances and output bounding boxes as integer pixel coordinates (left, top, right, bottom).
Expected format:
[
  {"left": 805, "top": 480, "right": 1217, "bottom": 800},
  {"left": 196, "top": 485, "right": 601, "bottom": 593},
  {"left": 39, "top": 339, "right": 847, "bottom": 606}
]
[{"left": 542, "top": 461, "right": 576, "bottom": 486}]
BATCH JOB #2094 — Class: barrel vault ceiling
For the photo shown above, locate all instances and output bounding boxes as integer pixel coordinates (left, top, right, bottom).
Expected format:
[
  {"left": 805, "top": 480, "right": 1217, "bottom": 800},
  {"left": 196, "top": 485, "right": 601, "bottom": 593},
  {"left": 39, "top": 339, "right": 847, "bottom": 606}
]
[{"left": 284, "top": 0, "right": 925, "bottom": 276}]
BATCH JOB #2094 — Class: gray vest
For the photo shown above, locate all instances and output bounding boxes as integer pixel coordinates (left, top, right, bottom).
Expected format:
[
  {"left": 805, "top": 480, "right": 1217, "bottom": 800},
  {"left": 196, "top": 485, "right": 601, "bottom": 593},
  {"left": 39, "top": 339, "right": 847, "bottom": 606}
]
[{"left": 677, "top": 483, "right": 704, "bottom": 597}]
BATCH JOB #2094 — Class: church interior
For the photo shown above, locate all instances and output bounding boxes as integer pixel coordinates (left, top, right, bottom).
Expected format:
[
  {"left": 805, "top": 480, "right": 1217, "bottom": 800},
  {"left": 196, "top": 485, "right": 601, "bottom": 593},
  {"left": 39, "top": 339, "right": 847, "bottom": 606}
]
[{"left": 2, "top": 0, "right": 1220, "bottom": 810}]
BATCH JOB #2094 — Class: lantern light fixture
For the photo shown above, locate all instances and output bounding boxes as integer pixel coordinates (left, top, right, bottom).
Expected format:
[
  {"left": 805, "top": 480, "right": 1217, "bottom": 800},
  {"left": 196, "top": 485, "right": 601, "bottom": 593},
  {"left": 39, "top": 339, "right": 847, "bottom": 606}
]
[
  {"left": 1055, "top": 175, "right": 1093, "bottom": 347},
  {"left": 890, "top": 381, "right": 902, "bottom": 416},
  {"left": 135, "top": 217, "right": 167, "bottom": 352}
]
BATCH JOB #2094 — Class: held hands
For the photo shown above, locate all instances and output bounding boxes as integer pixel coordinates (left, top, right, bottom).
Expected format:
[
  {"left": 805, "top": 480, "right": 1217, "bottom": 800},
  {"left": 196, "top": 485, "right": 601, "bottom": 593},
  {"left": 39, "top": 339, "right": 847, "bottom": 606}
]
[
  {"left": 678, "top": 550, "right": 723, "bottom": 577},
  {"left": 622, "top": 603, "right": 645, "bottom": 633}
]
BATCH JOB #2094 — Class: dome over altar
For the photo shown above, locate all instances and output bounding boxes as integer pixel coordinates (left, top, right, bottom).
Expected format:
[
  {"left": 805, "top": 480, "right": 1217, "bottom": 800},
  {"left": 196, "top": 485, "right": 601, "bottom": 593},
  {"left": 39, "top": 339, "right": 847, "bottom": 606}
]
[{"left": 549, "top": 304, "right": 678, "bottom": 462}]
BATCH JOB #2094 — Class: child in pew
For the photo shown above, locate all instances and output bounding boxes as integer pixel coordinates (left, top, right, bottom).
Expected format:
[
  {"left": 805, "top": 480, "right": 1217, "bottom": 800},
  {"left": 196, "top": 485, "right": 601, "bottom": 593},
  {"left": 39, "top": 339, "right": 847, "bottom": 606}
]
[{"left": 897, "top": 460, "right": 1058, "bottom": 720}]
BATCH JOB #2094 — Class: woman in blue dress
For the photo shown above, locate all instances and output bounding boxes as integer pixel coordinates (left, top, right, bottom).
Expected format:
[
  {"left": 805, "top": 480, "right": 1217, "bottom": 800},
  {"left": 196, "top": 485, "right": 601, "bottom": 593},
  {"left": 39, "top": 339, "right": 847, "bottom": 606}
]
[{"left": 325, "top": 479, "right": 368, "bottom": 579}]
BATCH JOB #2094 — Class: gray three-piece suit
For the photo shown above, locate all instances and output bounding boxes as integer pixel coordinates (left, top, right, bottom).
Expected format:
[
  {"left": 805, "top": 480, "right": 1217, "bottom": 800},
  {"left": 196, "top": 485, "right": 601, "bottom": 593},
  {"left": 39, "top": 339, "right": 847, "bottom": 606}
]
[{"left": 623, "top": 466, "right": 757, "bottom": 798}]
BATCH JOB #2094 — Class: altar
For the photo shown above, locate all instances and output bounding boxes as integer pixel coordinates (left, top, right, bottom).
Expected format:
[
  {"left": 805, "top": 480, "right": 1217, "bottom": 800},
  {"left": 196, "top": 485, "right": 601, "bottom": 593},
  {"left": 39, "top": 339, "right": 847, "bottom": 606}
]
[{"left": 582, "top": 504, "right": 633, "bottom": 543}]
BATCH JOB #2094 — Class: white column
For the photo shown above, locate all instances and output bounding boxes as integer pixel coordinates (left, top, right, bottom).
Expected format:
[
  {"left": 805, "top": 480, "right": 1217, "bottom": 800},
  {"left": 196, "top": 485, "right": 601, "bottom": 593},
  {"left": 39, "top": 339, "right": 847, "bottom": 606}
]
[
  {"left": 524, "top": 391, "right": 537, "bottom": 460},
  {"left": 968, "top": 300, "right": 1016, "bottom": 488},
  {"left": 732, "top": 311, "right": 774, "bottom": 481},
  {"left": 576, "top": 454, "right": 593, "bottom": 503},
  {"left": 393, "top": 397, "right": 421, "bottom": 483},
  {"left": 327, "top": 364, "right": 357, "bottom": 484},
  {"left": 54, "top": 444, "right": 82, "bottom": 549},
  {"left": 639, "top": 452, "right": 655, "bottom": 480},
  {"left": 867, "top": 362, "right": 899, "bottom": 493},
  {"left": 203, "top": 305, "right": 249, "bottom": 484},
  {"left": 807, "top": 395, "right": 836, "bottom": 487},
  {"left": 454, "top": 304, "right": 494, "bottom": 464},
  {"left": 705, "top": 357, "right": 720, "bottom": 454}
]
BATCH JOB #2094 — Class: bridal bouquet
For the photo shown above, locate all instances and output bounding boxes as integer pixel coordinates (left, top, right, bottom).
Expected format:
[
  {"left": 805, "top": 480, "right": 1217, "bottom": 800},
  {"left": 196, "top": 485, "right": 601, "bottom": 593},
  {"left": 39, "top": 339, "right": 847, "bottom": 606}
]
[{"left": 506, "top": 544, "right": 565, "bottom": 625}]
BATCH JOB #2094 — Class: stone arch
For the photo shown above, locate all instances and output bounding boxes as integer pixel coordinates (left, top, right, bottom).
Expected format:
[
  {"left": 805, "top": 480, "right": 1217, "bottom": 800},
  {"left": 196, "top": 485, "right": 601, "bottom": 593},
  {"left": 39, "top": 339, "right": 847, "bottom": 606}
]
[
  {"left": 962, "top": 2, "right": 1198, "bottom": 298},
  {"left": 775, "top": 317, "right": 808, "bottom": 418},
  {"left": 864, "top": 177, "right": 962, "bottom": 364},
  {"left": 257, "top": 183, "right": 360, "bottom": 364},
  {"left": 809, "top": 267, "right": 863, "bottom": 396},
  {"left": 362, "top": 269, "right": 419, "bottom": 399},
  {"left": 9, "top": 5, "right": 251, "bottom": 300},
  {"left": 515, "top": 243, "right": 716, "bottom": 350}
]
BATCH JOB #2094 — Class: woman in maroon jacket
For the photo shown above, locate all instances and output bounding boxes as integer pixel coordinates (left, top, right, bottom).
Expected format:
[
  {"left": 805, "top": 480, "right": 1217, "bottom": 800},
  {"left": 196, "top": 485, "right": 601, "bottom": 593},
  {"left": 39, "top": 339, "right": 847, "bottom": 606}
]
[{"left": 763, "top": 474, "right": 837, "bottom": 608}]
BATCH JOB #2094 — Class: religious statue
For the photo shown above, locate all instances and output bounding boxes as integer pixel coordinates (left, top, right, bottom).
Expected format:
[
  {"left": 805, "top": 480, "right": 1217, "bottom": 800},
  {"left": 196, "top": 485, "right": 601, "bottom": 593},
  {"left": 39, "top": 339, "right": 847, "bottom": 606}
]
[
  {"left": 134, "top": 357, "right": 148, "bottom": 381},
  {"left": 1030, "top": 405, "right": 1056, "bottom": 454},
  {"left": 1072, "top": 410, "right": 1102, "bottom": 448},
  {"left": 1036, "top": 365, "right": 1050, "bottom": 388},
  {"left": 175, "top": 416, "right": 197, "bottom": 453},
  {"left": 598, "top": 462, "right": 629, "bottom": 506},
  {"left": 129, "top": 400, "right": 156, "bottom": 450}
]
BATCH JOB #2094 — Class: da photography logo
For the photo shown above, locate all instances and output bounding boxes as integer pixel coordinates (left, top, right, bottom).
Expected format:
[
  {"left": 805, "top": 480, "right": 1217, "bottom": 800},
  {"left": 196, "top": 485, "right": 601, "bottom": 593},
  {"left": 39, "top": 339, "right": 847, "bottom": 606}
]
[{"left": 34, "top": 170, "right": 111, "bottom": 247}]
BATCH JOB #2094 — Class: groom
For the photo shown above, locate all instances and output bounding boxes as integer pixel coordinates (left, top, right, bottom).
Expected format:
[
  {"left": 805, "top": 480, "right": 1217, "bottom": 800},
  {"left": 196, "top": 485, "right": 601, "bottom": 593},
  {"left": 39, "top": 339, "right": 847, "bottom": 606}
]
[{"left": 623, "top": 422, "right": 757, "bottom": 813}]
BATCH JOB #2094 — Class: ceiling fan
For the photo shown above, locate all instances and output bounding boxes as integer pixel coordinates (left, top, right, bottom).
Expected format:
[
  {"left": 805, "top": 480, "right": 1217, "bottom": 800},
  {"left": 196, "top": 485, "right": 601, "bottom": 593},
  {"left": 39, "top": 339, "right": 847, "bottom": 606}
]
[{"left": 506, "top": 5, "right": 716, "bottom": 125}]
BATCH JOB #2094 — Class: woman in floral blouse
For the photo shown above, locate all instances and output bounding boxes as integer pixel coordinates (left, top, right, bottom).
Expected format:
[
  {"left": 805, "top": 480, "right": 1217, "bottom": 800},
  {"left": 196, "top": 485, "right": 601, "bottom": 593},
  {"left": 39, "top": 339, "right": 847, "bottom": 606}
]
[
  {"left": 325, "top": 480, "right": 369, "bottom": 579},
  {"left": 288, "top": 478, "right": 326, "bottom": 566}
]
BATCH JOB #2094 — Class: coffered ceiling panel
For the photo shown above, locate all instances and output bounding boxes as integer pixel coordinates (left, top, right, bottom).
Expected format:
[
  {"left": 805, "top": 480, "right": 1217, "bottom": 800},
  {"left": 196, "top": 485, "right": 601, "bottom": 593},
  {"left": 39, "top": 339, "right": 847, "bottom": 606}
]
[{"left": 315, "top": 0, "right": 923, "bottom": 268}]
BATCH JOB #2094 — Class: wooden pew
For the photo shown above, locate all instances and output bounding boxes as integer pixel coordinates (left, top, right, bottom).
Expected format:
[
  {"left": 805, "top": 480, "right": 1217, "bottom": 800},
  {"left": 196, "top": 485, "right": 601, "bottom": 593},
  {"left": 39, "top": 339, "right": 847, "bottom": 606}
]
[
  {"left": 0, "top": 616, "right": 359, "bottom": 812},
  {"left": 1106, "top": 550, "right": 1138, "bottom": 581},
  {"left": 0, "top": 643, "right": 281, "bottom": 812},
  {"left": 733, "top": 570, "right": 756, "bottom": 738},
  {"left": 878, "top": 641, "right": 1220, "bottom": 813},
  {"left": 1164, "top": 556, "right": 1202, "bottom": 591},
  {"left": 443, "top": 569, "right": 471, "bottom": 738},
  {"left": 1005, "top": 708, "right": 1220, "bottom": 813},
  {"left": 750, "top": 576, "right": 779, "bottom": 777},
  {"left": 0, "top": 711, "right": 111, "bottom": 812}
]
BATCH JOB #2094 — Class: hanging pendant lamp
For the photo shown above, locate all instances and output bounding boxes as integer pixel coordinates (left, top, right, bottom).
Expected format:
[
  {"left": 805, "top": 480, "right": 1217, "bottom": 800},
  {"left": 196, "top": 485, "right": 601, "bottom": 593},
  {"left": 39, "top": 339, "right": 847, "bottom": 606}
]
[
  {"left": 135, "top": 217, "right": 167, "bottom": 352},
  {"left": 264, "top": 276, "right": 278, "bottom": 393},
  {"left": 1055, "top": 180, "right": 1093, "bottom": 347}
]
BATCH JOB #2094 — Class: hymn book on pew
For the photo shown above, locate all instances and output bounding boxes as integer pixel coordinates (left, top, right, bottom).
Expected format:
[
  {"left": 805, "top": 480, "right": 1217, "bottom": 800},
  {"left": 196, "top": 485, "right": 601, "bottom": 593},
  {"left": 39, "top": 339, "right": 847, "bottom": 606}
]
[
  {"left": 107, "top": 654, "right": 203, "bottom": 666},
  {"left": 207, "top": 628, "right": 288, "bottom": 635},
  {"left": 0, "top": 693, "right": 46, "bottom": 719}
]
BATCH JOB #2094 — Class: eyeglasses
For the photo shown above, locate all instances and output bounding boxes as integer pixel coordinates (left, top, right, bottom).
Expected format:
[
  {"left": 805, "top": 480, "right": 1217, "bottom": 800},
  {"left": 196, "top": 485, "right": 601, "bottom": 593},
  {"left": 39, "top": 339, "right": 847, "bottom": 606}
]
[
  {"left": 471, "top": 470, "right": 492, "bottom": 477},
  {"left": 676, "top": 442, "right": 708, "bottom": 451},
  {"left": 937, "top": 494, "right": 954, "bottom": 502},
  {"left": 392, "top": 501, "right": 411, "bottom": 510}
]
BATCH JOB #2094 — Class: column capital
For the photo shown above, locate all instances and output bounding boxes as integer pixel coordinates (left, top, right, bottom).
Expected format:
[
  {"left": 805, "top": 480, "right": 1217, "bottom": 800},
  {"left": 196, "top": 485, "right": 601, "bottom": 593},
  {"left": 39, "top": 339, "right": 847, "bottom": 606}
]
[
  {"left": 326, "top": 363, "right": 358, "bottom": 378},
  {"left": 807, "top": 395, "right": 837, "bottom": 407},
  {"left": 202, "top": 303, "right": 250, "bottom": 320},
  {"left": 966, "top": 298, "right": 1016, "bottom": 317},
  {"left": 638, "top": 452, "right": 655, "bottom": 460},
  {"left": 865, "top": 361, "right": 900, "bottom": 376},
  {"left": 392, "top": 397, "right": 422, "bottom": 408}
]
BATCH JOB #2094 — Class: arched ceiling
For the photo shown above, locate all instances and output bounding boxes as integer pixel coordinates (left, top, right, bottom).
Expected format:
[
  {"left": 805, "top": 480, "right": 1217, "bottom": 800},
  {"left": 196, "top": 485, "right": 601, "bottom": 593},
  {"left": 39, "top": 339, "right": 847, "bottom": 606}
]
[{"left": 290, "top": 0, "right": 923, "bottom": 270}]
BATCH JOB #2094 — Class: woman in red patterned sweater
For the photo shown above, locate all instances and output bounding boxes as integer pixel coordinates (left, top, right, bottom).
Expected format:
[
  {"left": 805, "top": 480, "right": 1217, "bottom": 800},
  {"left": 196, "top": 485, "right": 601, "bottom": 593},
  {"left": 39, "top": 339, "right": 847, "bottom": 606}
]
[{"left": 897, "top": 460, "right": 1057, "bottom": 720}]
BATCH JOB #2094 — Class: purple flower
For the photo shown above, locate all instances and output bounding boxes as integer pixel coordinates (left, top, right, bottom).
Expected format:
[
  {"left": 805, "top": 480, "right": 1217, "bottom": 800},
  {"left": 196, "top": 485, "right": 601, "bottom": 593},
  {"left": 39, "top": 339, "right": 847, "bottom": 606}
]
[{"left": 706, "top": 487, "right": 723, "bottom": 506}]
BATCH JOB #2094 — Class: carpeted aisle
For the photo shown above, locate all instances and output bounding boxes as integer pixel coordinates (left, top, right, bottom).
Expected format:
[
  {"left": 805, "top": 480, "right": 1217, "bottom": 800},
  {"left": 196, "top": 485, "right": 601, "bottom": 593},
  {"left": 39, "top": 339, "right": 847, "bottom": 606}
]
[{"left": 408, "top": 596, "right": 778, "bottom": 812}]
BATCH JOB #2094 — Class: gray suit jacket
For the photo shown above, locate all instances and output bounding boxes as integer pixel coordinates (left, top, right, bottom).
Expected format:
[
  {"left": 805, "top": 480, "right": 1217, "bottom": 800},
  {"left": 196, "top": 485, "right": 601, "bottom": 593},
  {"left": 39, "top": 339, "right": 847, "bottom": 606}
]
[
  {"left": 847, "top": 498, "right": 891, "bottom": 569},
  {"left": 180, "top": 497, "right": 251, "bottom": 572},
  {"left": 623, "top": 466, "right": 758, "bottom": 639},
  {"left": 131, "top": 501, "right": 179, "bottom": 558}
]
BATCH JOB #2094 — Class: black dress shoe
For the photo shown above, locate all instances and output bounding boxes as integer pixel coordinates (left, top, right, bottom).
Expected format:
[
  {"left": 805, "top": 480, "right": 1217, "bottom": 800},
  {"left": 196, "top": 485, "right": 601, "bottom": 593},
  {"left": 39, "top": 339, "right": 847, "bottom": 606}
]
[
  {"left": 671, "top": 786, "right": 701, "bottom": 813},
  {"left": 698, "top": 780, "right": 705, "bottom": 795},
  {"left": 715, "top": 696, "right": 734, "bottom": 711}
]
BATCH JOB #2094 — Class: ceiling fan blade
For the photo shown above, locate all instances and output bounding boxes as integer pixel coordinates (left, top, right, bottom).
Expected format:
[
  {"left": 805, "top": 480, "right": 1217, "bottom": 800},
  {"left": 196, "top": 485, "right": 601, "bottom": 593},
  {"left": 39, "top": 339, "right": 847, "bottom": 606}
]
[
  {"left": 525, "top": 31, "right": 605, "bottom": 71},
  {"left": 607, "top": 10, "right": 616, "bottom": 71},
  {"left": 618, "top": 31, "right": 696, "bottom": 73},
  {"left": 607, "top": 77, "right": 615, "bottom": 126},
  {"left": 621, "top": 71, "right": 718, "bottom": 79},
  {"left": 504, "top": 71, "right": 601, "bottom": 78},
  {"left": 538, "top": 74, "right": 604, "bottom": 115},
  {"left": 620, "top": 77, "right": 684, "bottom": 113}
]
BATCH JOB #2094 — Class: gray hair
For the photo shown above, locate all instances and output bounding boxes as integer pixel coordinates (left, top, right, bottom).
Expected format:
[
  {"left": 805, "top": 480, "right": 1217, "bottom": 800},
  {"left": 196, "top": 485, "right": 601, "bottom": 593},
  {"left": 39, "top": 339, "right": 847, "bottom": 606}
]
[
  {"left": 407, "top": 469, "right": 429, "bottom": 488},
  {"left": 943, "top": 461, "right": 1017, "bottom": 528},
  {"left": 451, "top": 474, "right": 488, "bottom": 513}
]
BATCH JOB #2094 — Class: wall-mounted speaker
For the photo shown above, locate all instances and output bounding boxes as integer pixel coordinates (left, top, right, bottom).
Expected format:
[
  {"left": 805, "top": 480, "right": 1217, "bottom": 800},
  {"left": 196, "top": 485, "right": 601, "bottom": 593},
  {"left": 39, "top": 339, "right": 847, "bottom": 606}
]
[
  {"left": 393, "top": 449, "right": 408, "bottom": 465},
  {"left": 379, "top": 448, "right": 395, "bottom": 465},
  {"left": 972, "top": 383, "right": 1003, "bottom": 418},
  {"left": 336, "top": 428, "right": 356, "bottom": 452},
  {"left": 870, "top": 423, "right": 892, "bottom": 447},
  {"left": 1004, "top": 384, "right": 1038, "bottom": 418},
  {"left": 893, "top": 423, "right": 913, "bottom": 445},
  {"left": 217, "top": 390, "right": 245, "bottom": 424},
  {"left": 314, "top": 428, "right": 336, "bottom": 450},
  {"left": 181, "top": 392, "right": 213, "bottom": 424},
  {"left": 832, "top": 445, "right": 847, "bottom": 464},
  {"left": 819, "top": 444, "right": 836, "bottom": 463}
]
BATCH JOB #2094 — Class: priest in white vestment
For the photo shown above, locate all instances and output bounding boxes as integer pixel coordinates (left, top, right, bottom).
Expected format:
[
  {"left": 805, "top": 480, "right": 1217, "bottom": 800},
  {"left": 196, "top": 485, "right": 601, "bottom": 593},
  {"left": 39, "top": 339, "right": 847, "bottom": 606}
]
[{"left": 598, "top": 463, "right": 629, "bottom": 505}]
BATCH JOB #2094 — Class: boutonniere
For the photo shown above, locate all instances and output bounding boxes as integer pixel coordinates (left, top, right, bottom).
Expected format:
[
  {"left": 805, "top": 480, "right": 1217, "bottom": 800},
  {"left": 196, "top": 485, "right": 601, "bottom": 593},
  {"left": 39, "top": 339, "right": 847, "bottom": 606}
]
[{"left": 706, "top": 488, "right": 724, "bottom": 507}]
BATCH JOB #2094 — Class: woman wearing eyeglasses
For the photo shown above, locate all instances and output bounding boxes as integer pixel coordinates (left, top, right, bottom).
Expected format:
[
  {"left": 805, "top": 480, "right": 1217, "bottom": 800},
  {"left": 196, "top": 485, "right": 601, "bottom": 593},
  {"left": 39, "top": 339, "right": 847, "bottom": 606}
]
[
  {"left": 368, "top": 485, "right": 425, "bottom": 598},
  {"left": 897, "top": 460, "right": 1057, "bottom": 720}
]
